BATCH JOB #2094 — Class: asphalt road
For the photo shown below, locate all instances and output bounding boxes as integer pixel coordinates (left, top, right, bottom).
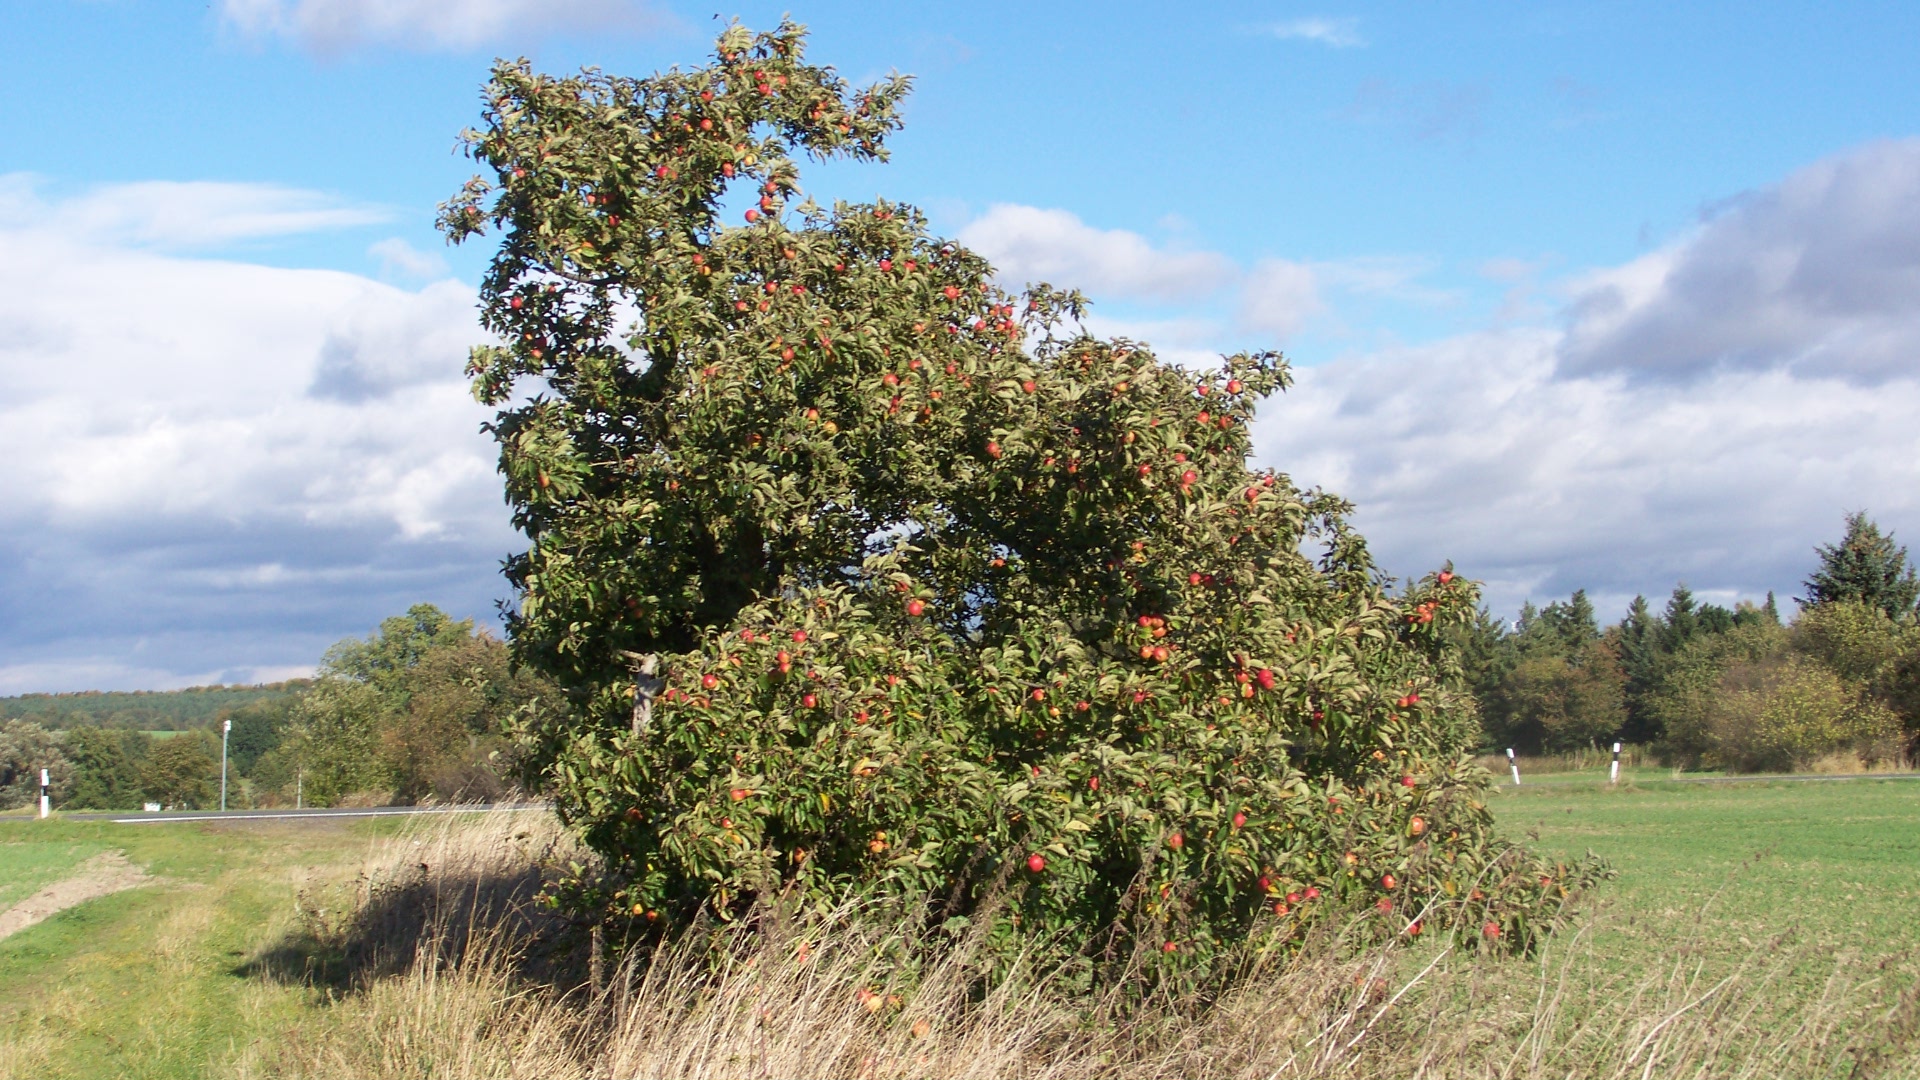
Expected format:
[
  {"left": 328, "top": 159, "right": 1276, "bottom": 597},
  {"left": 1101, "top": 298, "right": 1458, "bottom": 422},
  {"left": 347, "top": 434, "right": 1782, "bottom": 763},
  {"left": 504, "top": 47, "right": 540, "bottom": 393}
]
[{"left": 14, "top": 804, "right": 550, "bottom": 825}]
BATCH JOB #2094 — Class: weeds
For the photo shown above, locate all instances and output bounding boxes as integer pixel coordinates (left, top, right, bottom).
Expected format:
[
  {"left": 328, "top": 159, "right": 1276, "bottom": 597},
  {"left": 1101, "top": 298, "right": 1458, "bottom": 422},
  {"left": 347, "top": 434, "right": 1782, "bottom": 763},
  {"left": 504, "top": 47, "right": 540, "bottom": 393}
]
[{"left": 242, "top": 811, "right": 1920, "bottom": 1080}]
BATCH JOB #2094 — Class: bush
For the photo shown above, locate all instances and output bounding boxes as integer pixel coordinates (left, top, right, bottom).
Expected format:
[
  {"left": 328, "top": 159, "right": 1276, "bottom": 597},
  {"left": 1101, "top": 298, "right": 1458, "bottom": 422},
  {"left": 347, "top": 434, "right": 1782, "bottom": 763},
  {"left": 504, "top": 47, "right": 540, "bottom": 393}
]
[
  {"left": 449, "top": 20, "right": 1603, "bottom": 985},
  {"left": 0, "top": 720, "right": 70, "bottom": 809},
  {"left": 1486, "top": 640, "right": 1625, "bottom": 753},
  {"left": 1708, "top": 657, "right": 1900, "bottom": 772},
  {"left": 254, "top": 608, "right": 552, "bottom": 807},
  {"left": 141, "top": 731, "right": 220, "bottom": 809},
  {"left": 60, "top": 727, "right": 149, "bottom": 810},
  {"left": 1650, "top": 620, "right": 1790, "bottom": 768}
]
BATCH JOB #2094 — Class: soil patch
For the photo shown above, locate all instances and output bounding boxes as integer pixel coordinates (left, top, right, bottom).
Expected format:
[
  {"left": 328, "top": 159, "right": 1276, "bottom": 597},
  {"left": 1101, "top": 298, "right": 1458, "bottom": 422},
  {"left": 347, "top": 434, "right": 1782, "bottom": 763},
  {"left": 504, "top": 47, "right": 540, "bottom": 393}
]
[{"left": 0, "top": 851, "right": 151, "bottom": 942}]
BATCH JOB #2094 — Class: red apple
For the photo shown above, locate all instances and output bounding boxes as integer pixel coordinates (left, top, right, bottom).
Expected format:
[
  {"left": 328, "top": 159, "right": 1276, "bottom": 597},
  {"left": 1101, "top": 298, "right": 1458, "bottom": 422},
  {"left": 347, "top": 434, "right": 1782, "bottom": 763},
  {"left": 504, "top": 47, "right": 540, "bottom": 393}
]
[
  {"left": 1232, "top": 811, "right": 1247, "bottom": 829},
  {"left": 1167, "top": 831, "right": 1183, "bottom": 849},
  {"left": 1026, "top": 853, "right": 1046, "bottom": 873},
  {"left": 701, "top": 673, "right": 719, "bottom": 690},
  {"left": 906, "top": 598, "right": 925, "bottom": 617}
]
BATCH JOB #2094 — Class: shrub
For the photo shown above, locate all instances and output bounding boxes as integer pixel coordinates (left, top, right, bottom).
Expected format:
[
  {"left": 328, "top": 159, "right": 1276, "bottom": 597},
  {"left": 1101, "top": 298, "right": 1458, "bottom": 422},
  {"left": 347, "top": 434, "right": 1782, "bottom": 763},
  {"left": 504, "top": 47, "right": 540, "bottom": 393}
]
[
  {"left": 446, "top": 19, "right": 1604, "bottom": 984},
  {"left": 1650, "top": 620, "right": 1790, "bottom": 768},
  {"left": 60, "top": 726, "right": 148, "bottom": 810},
  {"left": 141, "top": 731, "right": 220, "bottom": 809},
  {"left": 1708, "top": 656, "right": 1900, "bottom": 772},
  {"left": 1793, "top": 600, "right": 1911, "bottom": 685},
  {"left": 1486, "top": 640, "right": 1626, "bottom": 753},
  {"left": 0, "top": 720, "right": 70, "bottom": 809}
]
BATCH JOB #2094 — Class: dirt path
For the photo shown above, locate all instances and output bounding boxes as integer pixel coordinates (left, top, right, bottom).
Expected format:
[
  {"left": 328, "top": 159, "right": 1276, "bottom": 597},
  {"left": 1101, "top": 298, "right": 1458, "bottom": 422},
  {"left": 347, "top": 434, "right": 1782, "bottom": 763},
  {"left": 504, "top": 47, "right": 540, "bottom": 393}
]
[{"left": 0, "top": 851, "right": 151, "bottom": 942}]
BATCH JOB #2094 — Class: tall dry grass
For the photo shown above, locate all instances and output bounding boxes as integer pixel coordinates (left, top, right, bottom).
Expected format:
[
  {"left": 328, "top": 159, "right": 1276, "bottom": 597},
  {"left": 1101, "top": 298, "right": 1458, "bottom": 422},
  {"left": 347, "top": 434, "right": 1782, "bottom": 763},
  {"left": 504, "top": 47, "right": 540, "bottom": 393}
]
[{"left": 241, "top": 810, "right": 1920, "bottom": 1080}]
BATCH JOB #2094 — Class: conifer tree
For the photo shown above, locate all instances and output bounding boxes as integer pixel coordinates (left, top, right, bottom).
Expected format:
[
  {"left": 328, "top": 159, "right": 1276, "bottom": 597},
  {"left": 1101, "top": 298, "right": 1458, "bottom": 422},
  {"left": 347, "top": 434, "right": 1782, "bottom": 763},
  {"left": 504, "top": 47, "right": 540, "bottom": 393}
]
[{"left": 1802, "top": 512, "right": 1920, "bottom": 621}]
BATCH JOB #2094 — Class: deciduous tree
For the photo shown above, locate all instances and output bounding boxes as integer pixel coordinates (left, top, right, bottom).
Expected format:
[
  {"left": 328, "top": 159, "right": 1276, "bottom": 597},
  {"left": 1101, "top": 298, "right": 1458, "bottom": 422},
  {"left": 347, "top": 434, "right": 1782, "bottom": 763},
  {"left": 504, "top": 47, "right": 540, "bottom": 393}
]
[{"left": 444, "top": 20, "right": 1602, "bottom": 979}]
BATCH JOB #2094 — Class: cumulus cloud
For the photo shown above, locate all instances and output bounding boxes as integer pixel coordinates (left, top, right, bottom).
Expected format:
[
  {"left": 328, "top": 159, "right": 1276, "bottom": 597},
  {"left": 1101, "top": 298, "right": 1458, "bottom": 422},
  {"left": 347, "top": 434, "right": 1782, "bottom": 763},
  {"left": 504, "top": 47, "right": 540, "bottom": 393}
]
[
  {"left": 1558, "top": 138, "right": 1920, "bottom": 382},
  {"left": 0, "top": 178, "right": 508, "bottom": 692},
  {"left": 1263, "top": 17, "right": 1365, "bottom": 48},
  {"left": 369, "top": 236, "right": 450, "bottom": 281},
  {"left": 1253, "top": 328, "right": 1920, "bottom": 620},
  {"left": 220, "top": 0, "right": 671, "bottom": 53},
  {"left": 959, "top": 204, "right": 1238, "bottom": 303},
  {"left": 1238, "top": 259, "right": 1324, "bottom": 336}
]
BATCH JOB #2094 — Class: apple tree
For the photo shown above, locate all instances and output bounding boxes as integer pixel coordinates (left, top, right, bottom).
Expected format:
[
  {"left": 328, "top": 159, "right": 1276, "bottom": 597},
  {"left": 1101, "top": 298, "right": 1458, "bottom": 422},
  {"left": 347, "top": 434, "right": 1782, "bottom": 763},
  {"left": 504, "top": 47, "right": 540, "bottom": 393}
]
[{"left": 441, "top": 20, "right": 1604, "bottom": 982}]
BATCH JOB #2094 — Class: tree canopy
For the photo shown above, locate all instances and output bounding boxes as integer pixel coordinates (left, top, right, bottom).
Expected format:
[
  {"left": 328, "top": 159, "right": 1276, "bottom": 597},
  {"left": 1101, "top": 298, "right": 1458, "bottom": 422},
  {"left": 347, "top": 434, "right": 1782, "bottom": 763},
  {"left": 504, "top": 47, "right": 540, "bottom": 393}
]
[
  {"left": 444, "top": 20, "right": 1600, "bottom": 981},
  {"left": 1802, "top": 512, "right": 1919, "bottom": 621}
]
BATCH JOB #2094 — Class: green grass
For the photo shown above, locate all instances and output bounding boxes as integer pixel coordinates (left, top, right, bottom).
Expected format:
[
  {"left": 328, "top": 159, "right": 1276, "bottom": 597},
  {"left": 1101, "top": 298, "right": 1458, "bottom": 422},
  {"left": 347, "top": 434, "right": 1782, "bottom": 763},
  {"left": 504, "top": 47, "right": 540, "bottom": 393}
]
[
  {"left": 0, "top": 838, "right": 111, "bottom": 909},
  {"left": 2, "top": 782, "right": 1918, "bottom": 1078},
  {"left": 1493, "top": 774, "right": 1920, "bottom": 963},
  {"left": 0, "top": 817, "right": 398, "bottom": 1079}
]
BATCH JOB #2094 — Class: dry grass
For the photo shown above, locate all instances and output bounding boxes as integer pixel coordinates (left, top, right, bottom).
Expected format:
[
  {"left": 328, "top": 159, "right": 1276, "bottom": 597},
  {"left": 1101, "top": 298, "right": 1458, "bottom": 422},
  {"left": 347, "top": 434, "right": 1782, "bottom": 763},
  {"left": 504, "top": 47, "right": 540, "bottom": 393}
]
[{"left": 242, "top": 811, "right": 1920, "bottom": 1080}]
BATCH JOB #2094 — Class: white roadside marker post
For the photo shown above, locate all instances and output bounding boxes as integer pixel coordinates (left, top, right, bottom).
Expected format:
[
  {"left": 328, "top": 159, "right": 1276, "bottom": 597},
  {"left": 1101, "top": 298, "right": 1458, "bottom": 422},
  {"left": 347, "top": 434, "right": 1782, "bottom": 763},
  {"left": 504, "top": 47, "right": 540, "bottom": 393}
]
[
  {"left": 39, "top": 768, "right": 50, "bottom": 819},
  {"left": 220, "top": 719, "right": 232, "bottom": 813},
  {"left": 1507, "top": 748, "right": 1521, "bottom": 787},
  {"left": 1610, "top": 741, "right": 1622, "bottom": 785}
]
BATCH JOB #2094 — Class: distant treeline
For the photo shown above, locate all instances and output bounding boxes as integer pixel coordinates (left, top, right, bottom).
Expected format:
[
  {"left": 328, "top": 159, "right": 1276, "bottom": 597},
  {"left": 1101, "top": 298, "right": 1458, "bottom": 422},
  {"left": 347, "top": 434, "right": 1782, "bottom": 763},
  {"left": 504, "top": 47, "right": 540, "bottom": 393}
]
[
  {"left": 1462, "top": 513, "right": 1920, "bottom": 771},
  {"left": 1, "top": 682, "right": 310, "bottom": 731},
  {"left": 0, "top": 605, "right": 550, "bottom": 812}
]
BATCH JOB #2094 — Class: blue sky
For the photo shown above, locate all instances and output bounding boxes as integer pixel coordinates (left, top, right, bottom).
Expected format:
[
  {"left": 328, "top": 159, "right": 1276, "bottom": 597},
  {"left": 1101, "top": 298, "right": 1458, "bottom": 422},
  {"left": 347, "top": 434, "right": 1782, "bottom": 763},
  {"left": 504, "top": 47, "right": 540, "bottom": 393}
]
[{"left": 4, "top": 1, "right": 1920, "bottom": 691}]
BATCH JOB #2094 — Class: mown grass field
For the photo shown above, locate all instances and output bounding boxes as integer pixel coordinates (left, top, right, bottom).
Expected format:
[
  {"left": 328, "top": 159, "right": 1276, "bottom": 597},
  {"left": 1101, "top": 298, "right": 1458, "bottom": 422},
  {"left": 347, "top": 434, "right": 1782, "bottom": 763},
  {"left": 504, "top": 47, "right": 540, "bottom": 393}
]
[
  {"left": 0, "top": 780, "right": 1916, "bottom": 1078},
  {"left": 1495, "top": 770, "right": 1920, "bottom": 962}
]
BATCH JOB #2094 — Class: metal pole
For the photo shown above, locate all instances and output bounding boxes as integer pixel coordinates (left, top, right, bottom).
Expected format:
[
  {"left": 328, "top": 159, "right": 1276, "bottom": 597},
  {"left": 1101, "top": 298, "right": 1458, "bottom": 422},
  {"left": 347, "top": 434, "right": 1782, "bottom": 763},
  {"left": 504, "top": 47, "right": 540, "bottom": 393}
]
[
  {"left": 1507, "top": 748, "right": 1521, "bottom": 787},
  {"left": 296, "top": 768, "right": 302, "bottom": 810},
  {"left": 39, "top": 768, "right": 50, "bottom": 819},
  {"left": 221, "top": 719, "right": 231, "bottom": 812},
  {"left": 1610, "top": 741, "right": 1621, "bottom": 784}
]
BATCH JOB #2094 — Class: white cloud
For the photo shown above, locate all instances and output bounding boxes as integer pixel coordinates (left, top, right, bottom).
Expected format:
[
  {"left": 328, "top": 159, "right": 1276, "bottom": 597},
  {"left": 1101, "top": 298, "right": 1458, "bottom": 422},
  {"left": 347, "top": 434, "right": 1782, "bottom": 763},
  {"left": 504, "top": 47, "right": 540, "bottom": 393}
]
[
  {"left": 1558, "top": 138, "right": 1920, "bottom": 382},
  {"left": 1254, "top": 328, "right": 1920, "bottom": 620},
  {"left": 1238, "top": 259, "right": 1324, "bottom": 336},
  {"left": 0, "top": 179, "right": 508, "bottom": 692},
  {"left": 0, "top": 176, "right": 387, "bottom": 249},
  {"left": 1264, "top": 17, "right": 1365, "bottom": 48},
  {"left": 369, "top": 236, "right": 450, "bottom": 281},
  {"left": 959, "top": 204, "right": 1238, "bottom": 303},
  {"left": 220, "top": 0, "right": 672, "bottom": 52}
]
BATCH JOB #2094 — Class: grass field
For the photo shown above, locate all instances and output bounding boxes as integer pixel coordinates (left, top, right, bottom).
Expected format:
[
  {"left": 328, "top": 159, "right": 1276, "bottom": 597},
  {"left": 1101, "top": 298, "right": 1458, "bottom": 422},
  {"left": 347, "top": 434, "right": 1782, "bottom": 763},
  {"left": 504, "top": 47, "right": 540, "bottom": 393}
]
[
  {"left": 1496, "top": 771, "right": 1920, "bottom": 960},
  {"left": 0, "top": 780, "right": 1916, "bottom": 1078}
]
